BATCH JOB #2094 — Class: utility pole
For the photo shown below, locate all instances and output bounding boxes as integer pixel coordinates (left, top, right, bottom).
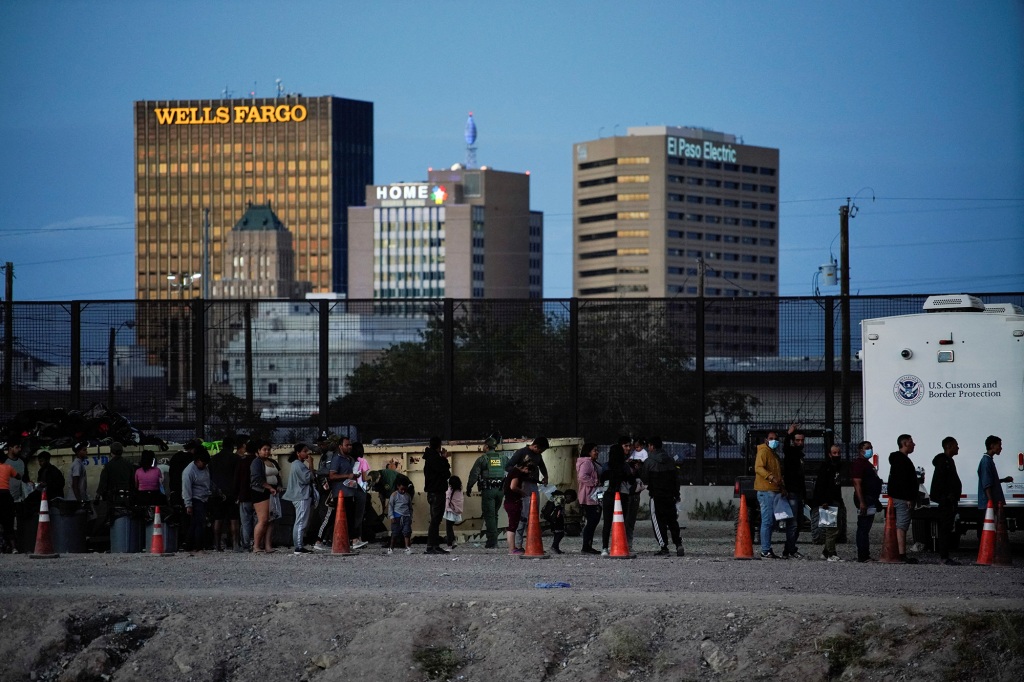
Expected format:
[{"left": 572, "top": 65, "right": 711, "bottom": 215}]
[{"left": 839, "top": 201, "right": 852, "bottom": 447}]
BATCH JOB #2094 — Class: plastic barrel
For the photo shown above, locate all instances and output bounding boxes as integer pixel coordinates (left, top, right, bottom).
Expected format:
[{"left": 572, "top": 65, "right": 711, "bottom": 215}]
[
  {"left": 110, "top": 514, "right": 143, "bottom": 553},
  {"left": 51, "top": 501, "right": 88, "bottom": 553}
]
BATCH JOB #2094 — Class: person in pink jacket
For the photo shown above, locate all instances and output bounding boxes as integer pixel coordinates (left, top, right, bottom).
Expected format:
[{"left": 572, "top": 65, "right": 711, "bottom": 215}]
[
  {"left": 575, "top": 442, "right": 602, "bottom": 555},
  {"left": 444, "top": 475, "right": 464, "bottom": 550}
]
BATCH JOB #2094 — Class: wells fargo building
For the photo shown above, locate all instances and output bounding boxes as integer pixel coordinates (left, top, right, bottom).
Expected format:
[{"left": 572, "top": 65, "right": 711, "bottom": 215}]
[{"left": 134, "top": 95, "right": 373, "bottom": 300}]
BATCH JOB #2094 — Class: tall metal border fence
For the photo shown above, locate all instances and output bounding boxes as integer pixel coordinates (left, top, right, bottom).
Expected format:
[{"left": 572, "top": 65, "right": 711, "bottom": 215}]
[{"left": 2, "top": 293, "right": 1021, "bottom": 483}]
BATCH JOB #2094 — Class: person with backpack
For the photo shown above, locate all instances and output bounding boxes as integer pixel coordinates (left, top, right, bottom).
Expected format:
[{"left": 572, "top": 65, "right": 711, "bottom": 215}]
[
  {"left": 466, "top": 437, "right": 508, "bottom": 549},
  {"left": 541, "top": 490, "right": 576, "bottom": 554}
]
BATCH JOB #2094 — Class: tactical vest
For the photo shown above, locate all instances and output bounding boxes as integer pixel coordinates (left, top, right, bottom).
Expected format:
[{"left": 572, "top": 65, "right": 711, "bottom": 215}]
[{"left": 486, "top": 452, "right": 506, "bottom": 479}]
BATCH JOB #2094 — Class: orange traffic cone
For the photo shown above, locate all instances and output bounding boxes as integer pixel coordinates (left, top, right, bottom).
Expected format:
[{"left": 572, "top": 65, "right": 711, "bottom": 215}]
[
  {"left": 149, "top": 506, "right": 166, "bottom": 556},
  {"left": 29, "top": 491, "right": 59, "bottom": 560},
  {"left": 734, "top": 495, "right": 754, "bottom": 560},
  {"left": 331, "top": 496, "right": 353, "bottom": 556},
  {"left": 976, "top": 501, "right": 996, "bottom": 566},
  {"left": 606, "top": 493, "right": 634, "bottom": 559},
  {"left": 879, "top": 497, "right": 901, "bottom": 563},
  {"left": 992, "top": 503, "right": 1012, "bottom": 566},
  {"left": 521, "top": 491, "right": 549, "bottom": 559}
]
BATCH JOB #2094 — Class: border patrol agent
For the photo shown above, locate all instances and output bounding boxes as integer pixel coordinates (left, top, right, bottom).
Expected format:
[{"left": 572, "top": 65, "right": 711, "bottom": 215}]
[{"left": 466, "top": 437, "right": 508, "bottom": 549}]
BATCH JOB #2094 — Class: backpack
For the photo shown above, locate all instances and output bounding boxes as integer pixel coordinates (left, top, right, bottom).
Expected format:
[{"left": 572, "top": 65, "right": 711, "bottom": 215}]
[{"left": 541, "top": 500, "right": 556, "bottom": 523}]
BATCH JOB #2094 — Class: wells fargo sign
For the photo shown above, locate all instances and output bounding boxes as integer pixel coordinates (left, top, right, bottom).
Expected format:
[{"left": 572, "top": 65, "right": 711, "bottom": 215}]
[{"left": 154, "top": 104, "right": 308, "bottom": 125}]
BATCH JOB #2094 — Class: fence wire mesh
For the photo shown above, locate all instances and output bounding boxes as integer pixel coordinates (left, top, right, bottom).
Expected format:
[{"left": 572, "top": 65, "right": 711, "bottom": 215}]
[{"left": 2, "top": 293, "right": 1021, "bottom": 482}]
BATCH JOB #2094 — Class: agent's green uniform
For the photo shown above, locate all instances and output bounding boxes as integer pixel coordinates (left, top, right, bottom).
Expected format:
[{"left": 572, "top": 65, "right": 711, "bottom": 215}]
[{"left": 467, "top": 445, "right": 509, "bottom": 548}]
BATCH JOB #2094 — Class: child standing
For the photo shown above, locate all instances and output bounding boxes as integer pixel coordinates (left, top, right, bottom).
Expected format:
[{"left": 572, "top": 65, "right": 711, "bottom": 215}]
[
  {"left": 444, "top": 475, "right": 464, "bottom": 550},
  {"left": 388, "top": 481, "right": 413, "bottom": 554}
]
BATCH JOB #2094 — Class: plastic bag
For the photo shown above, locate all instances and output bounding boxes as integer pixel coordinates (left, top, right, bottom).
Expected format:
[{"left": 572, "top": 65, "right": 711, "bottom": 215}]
[
  {"left": 773, "top": 493, "right": 794, "bottom": 521},
  {"left": 818, "top": 506, "right": 838, "bottom": 528}
]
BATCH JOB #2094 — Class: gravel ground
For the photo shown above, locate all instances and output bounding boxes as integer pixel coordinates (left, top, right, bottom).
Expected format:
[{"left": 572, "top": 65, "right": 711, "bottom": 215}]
[{"left": 2, "top": 521, "right": 1021, "bottom": 682}]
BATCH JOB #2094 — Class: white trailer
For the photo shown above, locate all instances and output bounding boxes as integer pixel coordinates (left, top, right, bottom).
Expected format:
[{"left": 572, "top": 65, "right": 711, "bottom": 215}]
[{"left": 862, "top": 294, "right": 1024, "bottom": 543}]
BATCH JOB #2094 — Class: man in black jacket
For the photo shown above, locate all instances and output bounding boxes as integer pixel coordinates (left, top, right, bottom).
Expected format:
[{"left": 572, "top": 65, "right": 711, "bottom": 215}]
[
  {"left": 422, "top": 436, "right": 451, "bottom": 555},
  {"left": 641, "top": 436, "right": 684, "bottom": 556},
  {"left": 505, "top": 437, "right": 550, "bottom": 486},
  {"left": 35, "top": 451, "right": 66, "bottom": 501},
  {"left": 813, "top": 444, "right": 845, "bottom": 561},
  {"left": 930, "top": 436, "right": 962, "bottom": 566},
  {"left": 887, "top": 433, "right": 919, "bottom": 564},
  {"left": 782, "top": 423, "right": 807, "bottom": 559}
]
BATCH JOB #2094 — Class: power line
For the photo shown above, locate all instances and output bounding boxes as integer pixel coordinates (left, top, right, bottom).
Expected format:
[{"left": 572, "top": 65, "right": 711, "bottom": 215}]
[
  {"left": 780, "top": 235, "right": 1023, "bottom": 253},
  {"left": 0, "top": 220, "right": 135, "bottom": 237}
]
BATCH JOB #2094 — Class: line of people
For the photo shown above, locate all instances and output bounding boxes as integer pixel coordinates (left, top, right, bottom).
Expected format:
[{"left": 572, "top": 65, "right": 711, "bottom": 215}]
[{"left": 753, "top": 426, "right": 1014, "bottom": 564}]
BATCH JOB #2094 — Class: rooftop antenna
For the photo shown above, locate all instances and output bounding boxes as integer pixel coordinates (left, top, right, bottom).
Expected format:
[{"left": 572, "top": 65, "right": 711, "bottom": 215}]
[
  {"left": 275, "top": 78, "right": 284, "bottom": 98},
  {"left": 250, "top": 81, "right": 257, "bottom": 100},
  {"left": 464, "top": 112, "right": 478, "bottom": 169},
  {"left": 222, "top": 85, "right": 233, "bottom": 99}
]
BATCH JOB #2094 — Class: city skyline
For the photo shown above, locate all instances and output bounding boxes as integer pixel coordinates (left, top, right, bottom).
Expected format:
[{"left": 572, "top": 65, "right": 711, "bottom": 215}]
[{"left": 1, "top": 1, "right": 1022, "bottom": 301}]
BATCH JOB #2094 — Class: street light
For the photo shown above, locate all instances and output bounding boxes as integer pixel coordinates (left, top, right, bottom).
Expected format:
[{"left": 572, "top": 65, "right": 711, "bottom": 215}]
[
  {"left": 167, "top": 272, "right": 202, "bottom": 298},
  {"left": 108, "top": 320, "right": 135, "bottom": 411}
]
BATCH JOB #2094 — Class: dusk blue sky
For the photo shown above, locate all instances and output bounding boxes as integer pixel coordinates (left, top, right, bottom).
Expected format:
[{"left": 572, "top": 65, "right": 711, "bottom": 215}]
[{"left": 2, "top": 1, "right": 1022, "bottom": 301}]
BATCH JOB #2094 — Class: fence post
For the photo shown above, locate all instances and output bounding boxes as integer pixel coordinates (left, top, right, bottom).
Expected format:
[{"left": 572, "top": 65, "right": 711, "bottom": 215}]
[
  {"left": 318, "top": 299, "right": 330, "bottom": 436},
  {"left": 70, "top": 301, "right": 82, "bottom": 411},
  {"left": 443, "top": 299, "right": 454, "bottom": 440},
  {"left": 569, "top": 298, "right": 579, "bottom": 437},
  {"left": 192, "top": 299, "right": 206, "bottom": 439},
  {"left": 1, "top": 282, "right": 11, "bottom": 410},
  {"left": 244, "top": 301, "right": 254, "bottom": 423},
  {"left": 824, "top": 297, "right": 835, "bottom": 446},
  {"left": 695, "top": 297, "right": 705, "bottom": 485}
]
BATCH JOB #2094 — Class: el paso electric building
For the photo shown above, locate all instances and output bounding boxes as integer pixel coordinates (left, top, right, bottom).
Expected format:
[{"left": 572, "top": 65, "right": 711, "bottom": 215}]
[
  {"left": 573, "top": 127, "right": 780, "bottom": 301},
  {"left": 134, "top": 96, "right": 373, "bottom": 301}
]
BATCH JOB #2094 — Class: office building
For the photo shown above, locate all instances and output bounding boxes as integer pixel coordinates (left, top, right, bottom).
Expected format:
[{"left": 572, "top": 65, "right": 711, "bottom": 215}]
[
  {"left": 210, "top": 202, "right": 312, "bottom": 300},
  {"left": 134, "top": 95, "right": 373, "bottom": 300},
  {"left": 573, "top": 126, "right": 779, "bottom": 298},
  {"left": 347, "top": 167, "right": 542, "bottom": 299}
]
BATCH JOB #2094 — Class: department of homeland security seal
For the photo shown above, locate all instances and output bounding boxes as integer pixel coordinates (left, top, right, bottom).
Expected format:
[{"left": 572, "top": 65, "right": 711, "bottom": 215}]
[{"left": 893, "top": 375, "right": 924, "bottom": 405}]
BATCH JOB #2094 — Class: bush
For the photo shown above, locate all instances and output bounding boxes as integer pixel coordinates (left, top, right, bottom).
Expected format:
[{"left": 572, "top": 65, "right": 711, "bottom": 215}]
[{"left": 689, "top": 499, "right": 737, "bottom": 521}]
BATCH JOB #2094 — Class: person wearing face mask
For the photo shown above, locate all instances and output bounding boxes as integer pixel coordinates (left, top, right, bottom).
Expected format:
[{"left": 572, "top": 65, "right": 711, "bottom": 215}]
[
  {"left": 753, "top": 430, "right": 795, "bottom": 559},
  {"left": 850, "top": 440, "right": 883, "bottom": 562},
  {"left": 813, "top": 444, "right": 845, "bottom": 561}
]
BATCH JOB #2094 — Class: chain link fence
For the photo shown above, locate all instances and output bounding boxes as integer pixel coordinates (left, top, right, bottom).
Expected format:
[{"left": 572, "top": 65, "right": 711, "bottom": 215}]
[{"left": 3, "top": 293, "right": 1022, "bottom": 482}]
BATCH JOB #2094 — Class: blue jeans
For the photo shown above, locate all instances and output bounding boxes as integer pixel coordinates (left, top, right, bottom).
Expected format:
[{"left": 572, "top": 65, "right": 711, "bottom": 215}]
[
  {"left": 757, "top": 491, "right": 796, "bottom": 554},
  {"left": 292, "top": 498, "right": 312, "bottom": 550},
  {"left": 786, "top": 495, "right": 802, "bottom": 554},
  {"left": 856, "top": 511, "right": 875, "bottom": 560}
]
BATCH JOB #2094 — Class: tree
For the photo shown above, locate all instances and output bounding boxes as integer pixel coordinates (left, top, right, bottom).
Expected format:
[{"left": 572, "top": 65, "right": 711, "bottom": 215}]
[
  {"left": 704, "top": 389, "right": 760, "bottom": 458},
  {"left": 330, "top": 303, "right": 571, "bottom": 440}
]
